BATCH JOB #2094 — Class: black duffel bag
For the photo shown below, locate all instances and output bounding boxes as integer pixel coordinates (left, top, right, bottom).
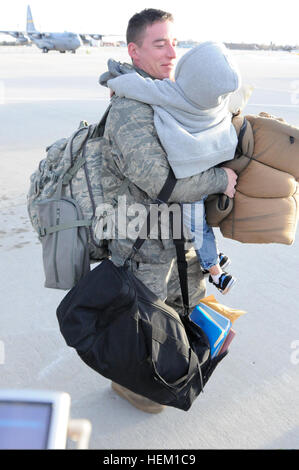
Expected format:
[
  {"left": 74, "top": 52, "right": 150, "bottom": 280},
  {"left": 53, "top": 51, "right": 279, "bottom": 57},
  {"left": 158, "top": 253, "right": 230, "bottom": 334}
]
[{"left": 56, "top": 170, "right": 227, "bottom": 411}]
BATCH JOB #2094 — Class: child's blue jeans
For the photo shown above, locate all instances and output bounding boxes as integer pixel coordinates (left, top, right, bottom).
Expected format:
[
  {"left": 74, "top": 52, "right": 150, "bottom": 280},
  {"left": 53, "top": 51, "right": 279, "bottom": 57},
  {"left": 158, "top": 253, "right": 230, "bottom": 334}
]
[{"left": 182, "top": 197, "right": 218, "bottom": 271}]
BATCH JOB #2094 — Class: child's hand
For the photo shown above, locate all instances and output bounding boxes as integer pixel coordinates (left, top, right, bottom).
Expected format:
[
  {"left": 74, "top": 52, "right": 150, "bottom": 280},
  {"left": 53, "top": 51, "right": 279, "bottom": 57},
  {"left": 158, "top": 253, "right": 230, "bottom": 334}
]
[{"left": 222, "top": 167, "right": 238, "bottom": 198}]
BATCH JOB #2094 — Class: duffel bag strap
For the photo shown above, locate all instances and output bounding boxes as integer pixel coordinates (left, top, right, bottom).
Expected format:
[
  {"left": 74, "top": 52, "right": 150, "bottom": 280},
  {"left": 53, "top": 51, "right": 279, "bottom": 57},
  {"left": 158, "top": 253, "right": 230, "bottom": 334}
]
[
  {"left": 124, "top": 168, "right": 190, "bottom": 316},
  {"left": 172, "top": 234, "right": 189, "bottom": 316},
  {"left": 124, "top": 168, "right": 177, "bottom": 257}
]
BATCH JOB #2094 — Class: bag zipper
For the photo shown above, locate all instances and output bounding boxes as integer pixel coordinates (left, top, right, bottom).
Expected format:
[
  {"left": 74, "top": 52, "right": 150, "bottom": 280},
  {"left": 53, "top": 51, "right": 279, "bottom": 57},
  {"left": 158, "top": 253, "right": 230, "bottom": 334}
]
[
  {"left": 138, "top": 296, "right": 184, "bottom": 326},
  {"left": 53, "top": 206, "right": 60, "bottom": 284}
]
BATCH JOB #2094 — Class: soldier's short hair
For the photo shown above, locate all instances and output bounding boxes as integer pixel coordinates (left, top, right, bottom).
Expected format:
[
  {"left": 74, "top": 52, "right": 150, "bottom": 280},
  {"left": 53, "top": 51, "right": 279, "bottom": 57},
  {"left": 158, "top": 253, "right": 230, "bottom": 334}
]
[{"left": 126, "top": 8, "right": 174, "bottom": 46}]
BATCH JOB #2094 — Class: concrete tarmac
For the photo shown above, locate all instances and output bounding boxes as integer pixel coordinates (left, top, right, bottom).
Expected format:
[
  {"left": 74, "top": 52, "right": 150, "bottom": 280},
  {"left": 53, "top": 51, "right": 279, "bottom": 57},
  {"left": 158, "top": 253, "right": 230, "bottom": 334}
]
[{"left": 0, "top": 46, "right": 299, "bottom": 449}]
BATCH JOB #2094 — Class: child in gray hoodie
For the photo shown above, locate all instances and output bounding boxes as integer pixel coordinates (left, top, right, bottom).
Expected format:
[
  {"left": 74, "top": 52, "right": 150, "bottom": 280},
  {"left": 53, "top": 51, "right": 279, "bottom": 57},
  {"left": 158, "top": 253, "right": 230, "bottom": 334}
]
[{"left": 107, "top": 41, "right": 240, "bottom": 294}]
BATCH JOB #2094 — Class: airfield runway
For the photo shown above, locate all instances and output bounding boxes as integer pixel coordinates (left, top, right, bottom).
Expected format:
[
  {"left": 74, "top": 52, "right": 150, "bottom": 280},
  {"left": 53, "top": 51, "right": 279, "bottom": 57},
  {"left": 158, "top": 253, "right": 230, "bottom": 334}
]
[{"left": 0, "top": 45, "right": 299, "bottom": 450}]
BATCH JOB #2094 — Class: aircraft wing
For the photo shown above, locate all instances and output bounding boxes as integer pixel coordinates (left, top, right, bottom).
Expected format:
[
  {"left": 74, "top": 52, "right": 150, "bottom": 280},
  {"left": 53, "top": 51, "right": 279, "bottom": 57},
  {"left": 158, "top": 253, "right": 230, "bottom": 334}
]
[{"left": 0, "top": 30, "right": 29, "bottom": 43}]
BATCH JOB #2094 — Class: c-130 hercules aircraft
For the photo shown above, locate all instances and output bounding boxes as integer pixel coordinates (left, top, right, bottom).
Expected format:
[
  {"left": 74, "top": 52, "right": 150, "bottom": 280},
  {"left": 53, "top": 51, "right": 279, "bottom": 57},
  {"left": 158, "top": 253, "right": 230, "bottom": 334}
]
[{"left": 0, "top": 5, "right": 105, "bottom": 53}]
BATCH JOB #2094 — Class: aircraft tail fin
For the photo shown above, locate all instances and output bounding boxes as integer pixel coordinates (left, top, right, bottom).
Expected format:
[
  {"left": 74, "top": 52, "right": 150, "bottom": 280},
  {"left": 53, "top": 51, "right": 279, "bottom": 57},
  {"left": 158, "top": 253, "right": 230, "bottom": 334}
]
[{"left": 26, "top": 5, "right": 37, "bottom": 32}]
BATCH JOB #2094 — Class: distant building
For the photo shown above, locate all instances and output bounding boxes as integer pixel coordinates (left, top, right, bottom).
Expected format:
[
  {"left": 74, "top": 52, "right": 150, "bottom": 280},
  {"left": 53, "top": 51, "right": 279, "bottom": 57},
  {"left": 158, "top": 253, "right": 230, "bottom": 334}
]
[
  {"left": 225, "top": 42, "right": 297, "bottom": 51},
  {"left": 176, "top": 39, "right": 298, "bottom": 52},
  {"left": 177, "top": 40, "right": 199, "bottom": 48},
  {"left": 101, "top": 35, "right": 126, "bottom": 46}
]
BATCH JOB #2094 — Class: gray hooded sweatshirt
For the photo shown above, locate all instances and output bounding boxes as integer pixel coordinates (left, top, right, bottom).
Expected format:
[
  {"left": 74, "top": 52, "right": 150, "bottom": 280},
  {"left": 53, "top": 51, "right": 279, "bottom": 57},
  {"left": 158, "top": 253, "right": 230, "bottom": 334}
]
[{"left": 106, "top": 41, "right": 241, "bottom": 179}]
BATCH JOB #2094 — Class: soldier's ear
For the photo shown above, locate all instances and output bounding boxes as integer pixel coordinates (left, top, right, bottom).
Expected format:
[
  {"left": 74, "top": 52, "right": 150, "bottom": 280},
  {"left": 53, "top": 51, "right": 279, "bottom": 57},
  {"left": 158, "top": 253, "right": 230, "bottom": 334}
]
[{"left": 128, "top": 42, "right": 139, "bottom": 63}]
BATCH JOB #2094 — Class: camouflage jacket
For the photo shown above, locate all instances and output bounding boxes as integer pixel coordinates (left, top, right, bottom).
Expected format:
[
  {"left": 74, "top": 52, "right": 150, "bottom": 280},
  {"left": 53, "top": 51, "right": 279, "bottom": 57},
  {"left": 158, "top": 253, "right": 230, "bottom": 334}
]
[{"left": 100, "top": 79, "right": 228, "bottom": 265}]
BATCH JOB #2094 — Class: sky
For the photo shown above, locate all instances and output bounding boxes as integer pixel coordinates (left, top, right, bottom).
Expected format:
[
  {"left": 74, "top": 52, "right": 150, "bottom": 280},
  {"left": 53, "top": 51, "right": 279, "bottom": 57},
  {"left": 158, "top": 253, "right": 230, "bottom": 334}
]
[{"left": 0, "top": 0, "right": 299, "bottom": 46}]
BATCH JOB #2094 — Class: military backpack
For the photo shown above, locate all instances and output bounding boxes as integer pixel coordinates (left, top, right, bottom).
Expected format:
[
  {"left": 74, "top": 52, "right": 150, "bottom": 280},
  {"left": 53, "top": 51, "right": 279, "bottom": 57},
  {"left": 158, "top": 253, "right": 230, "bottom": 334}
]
[{"left": 27, "top": 105, "right": 115, "bottom": 290}]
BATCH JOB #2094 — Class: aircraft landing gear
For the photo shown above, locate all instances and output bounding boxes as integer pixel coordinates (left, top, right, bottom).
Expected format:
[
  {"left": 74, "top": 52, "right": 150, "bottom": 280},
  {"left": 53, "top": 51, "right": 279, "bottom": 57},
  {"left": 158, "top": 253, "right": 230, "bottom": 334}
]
[
  {"left": 71, "top": 50, "right": 76, "bottom": 54},
  {"left": 42, "top": 47, "right": 48, "bottom": 53},
  {"left": 59, "top": 50, "right": 66, "bottom": 53}
]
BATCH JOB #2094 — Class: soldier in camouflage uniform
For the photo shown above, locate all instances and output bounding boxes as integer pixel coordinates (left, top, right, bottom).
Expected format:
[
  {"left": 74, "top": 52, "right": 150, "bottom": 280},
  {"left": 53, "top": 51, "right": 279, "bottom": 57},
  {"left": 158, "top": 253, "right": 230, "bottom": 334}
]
[{"left": 99, "top": 9, "right": 235, "bottom": 413}]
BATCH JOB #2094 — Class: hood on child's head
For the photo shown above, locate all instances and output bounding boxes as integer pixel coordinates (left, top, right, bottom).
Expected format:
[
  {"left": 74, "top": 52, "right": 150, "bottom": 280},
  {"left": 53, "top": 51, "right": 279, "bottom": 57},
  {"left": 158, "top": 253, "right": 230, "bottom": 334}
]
[{"left": 174, "top": 41, "right": 241, "bottom": 109}]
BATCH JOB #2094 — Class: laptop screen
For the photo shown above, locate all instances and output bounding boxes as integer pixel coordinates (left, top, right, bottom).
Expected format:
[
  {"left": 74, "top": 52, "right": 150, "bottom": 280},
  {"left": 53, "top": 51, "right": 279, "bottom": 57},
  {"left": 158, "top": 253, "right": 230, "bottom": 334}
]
[{"left": 0, "top": 401, "right": 52, "bottom": 449}]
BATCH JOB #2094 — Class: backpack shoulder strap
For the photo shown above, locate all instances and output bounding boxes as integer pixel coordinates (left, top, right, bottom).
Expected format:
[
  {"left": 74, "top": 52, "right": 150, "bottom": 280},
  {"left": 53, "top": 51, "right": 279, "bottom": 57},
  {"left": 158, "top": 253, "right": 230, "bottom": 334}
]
[
  {"left": 94, "top": 103, "right": 112, "bottom": 137},
  {"left": 57, "top": 104, "right": 112, "bottom": 190}
]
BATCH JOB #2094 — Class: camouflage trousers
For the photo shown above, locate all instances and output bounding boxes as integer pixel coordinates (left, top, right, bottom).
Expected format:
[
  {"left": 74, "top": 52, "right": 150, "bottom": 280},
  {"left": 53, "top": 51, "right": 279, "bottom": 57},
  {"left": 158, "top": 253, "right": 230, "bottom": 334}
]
[{"left": 111, "top": 247, "right": 206, "bottom": 315}]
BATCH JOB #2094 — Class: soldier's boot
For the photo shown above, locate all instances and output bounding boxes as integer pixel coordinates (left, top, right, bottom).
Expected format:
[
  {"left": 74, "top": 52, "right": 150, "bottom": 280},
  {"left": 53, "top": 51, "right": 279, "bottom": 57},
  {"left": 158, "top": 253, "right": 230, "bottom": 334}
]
[{"left": 111, "top": 382, "right": 165, "bottom": 414}]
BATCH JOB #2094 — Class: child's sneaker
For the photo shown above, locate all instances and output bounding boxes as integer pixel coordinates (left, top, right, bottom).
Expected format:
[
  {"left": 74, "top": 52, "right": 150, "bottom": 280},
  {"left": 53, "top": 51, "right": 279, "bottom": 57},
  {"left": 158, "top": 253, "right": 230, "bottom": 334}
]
[
  {"left": 218, "top": 252, "right": 230, "bottom": 270},
  {"left": 202, "top": 252, "right": 231, "bottom": 276},
  {"left": 209, "top": 272, "right": 236, "bottom": 295}
]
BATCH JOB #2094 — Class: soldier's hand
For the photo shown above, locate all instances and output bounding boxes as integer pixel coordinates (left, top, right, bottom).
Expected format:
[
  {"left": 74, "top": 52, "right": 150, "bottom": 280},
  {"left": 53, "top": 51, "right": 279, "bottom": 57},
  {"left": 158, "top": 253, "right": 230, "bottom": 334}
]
[{"left": 222, "top": 167, "right": 238, "bottom": 198}]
